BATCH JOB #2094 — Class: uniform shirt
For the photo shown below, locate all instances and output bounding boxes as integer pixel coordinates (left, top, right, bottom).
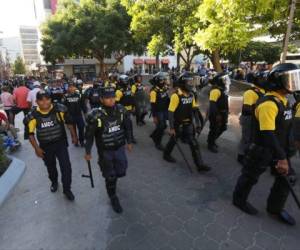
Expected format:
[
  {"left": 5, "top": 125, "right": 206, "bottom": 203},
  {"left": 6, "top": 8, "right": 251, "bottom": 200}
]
[
  {"left": 209, "top": 88, "right": 221, "bottom": 102},
  {"left": 28, "top": 105, "right": 65, "bottom": 134},
  {"left": 255, "top": 91, "right": 287, "bottom": 131},
  {"left": 168, "top": 89, "right": 198, "bottom": 112},
  {"left": 295, "top": 102, "right": 300, "bottom": 118},
  {"left": 115, "top": 89, "right": 133, "bottom": 111},
  {"left": 150, "top": 90, "right": 157, "bottom": 104},
  {"left": 243, "top": 87, "right": 265, "bottom": 106}
]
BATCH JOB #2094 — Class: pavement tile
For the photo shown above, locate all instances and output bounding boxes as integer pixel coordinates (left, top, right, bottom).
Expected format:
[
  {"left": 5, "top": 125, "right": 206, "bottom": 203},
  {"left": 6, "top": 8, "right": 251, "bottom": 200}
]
[
  {"left": 255, "top": 231, "right": 281, "bottom": 250},
  {"left": 161, "top": 215, "right": 184, "bottom": 234},
  {"left": 205, "top": 223, "right": 228, "bottom": 242}
]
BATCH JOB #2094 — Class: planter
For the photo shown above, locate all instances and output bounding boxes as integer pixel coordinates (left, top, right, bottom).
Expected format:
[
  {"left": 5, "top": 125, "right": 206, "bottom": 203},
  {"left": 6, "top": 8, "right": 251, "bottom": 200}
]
[{"left": 0, "top": 157, "right": 26, "bottom": 207}]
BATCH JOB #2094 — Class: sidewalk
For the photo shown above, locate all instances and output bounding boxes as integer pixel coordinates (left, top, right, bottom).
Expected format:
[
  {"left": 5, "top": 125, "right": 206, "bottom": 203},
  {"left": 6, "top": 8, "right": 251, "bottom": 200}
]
[{"left": 0, "top": 115, "right": 299, "bottom": 250}]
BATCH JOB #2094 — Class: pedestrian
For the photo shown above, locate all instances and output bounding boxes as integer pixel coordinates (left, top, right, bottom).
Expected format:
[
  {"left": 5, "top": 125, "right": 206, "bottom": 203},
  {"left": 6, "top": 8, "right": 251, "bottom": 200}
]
[
  {"left": 207, "top": 73, "right": 230, "bottom": 153},
  {"left": 233, "top": 63, "right": 299, "bottom": 225},
  {"left": 132, "top": 74, "right": 148, "bottom": 126},
  {"left": 149, "top": 72, "right": 170, "bottom": 150},
  {"left": 13, "top": 80, "right": 30, "bottom": 116},
  {"left": 237, "top": 73, "right": 266, "bottom": 163},
  {"left": 24, "top": 91, "right": 78, "bottom": 201},
  {"left": 0, "top": 85, "right": 15, "bottom": 125},
  {"left": 163, "top": 72, "right": 210, "bottom": 172},
  {"left": 84, "top": 86, "right": 133, "bottom": 213},
  {"left": 27, "top": 81, "right": 41, "bottom": 108},
  {"left": 63, "top": 83, "right": 85, "bottom": 147}
]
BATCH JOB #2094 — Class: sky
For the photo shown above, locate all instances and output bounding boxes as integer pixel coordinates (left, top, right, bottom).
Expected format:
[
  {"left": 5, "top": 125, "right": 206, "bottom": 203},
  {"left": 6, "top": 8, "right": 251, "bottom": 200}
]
[{"left": 0, "top": 0, "right": 37, "bottom": 38}]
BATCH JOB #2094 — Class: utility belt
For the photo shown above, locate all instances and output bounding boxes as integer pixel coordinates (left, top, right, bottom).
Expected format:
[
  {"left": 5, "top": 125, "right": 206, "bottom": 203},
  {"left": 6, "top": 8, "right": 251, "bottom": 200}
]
[
  {"left": 243, "top": 143, "right": 273, "bottom": 169},
  {"left": 40, "top": 138, "right": 68, "bottom": 149}
]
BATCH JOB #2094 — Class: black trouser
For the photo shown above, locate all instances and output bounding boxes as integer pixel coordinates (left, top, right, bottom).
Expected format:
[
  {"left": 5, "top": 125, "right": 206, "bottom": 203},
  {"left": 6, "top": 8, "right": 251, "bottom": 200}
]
[
  {"left": 105, "top": 177, "right": 118, "bottom": 198},
  {"left": 136, "top": 111, "right": 147, "bottom": 124},
  {"left": 207, "top": 113, "right": 228, "bottom": 146},
  {"left": 72, "top": 115, "right": 85, "bottom": 144},
  {"left": 233, "top": 159, "right": 292, "bottom": 213},
  {"left": 41, "top": 140, "right": 72, "bottom": 191},
  {"left": 150, "top": 111, "right": 168, "bottom": 145},
  {"left": 164, "top": 123, "right": 204, "bottom": 167}
]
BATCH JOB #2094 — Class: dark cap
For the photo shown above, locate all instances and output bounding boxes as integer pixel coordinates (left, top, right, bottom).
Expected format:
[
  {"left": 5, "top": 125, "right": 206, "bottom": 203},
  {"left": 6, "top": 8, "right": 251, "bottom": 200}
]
[
  {"left": 101, "top": 86, "right": 116, "bottom": 98},
  {"left": 36, "top": 90, "right": 51, "bottom": 100}
]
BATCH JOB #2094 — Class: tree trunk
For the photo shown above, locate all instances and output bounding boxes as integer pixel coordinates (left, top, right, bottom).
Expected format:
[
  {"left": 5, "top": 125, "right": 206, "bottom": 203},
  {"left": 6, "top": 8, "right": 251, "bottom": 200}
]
[
  {"left": 211, "top": 50, "right": 222, "bottom": 72},
  {"left": 155, "top": 53, "right": 160, "bottom": 71},
  {"left": 176, "top": 53, "right": 180, "bottom": 71}
]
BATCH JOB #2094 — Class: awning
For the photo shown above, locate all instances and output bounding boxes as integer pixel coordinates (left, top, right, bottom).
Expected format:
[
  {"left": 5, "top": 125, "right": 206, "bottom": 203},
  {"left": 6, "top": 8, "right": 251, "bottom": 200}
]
[
  {"left": 144, "top": 59, "right": 156, "bottom": 65},
  {"left": 161, "top": 58, "right": 170, "bottom": 64},
  {"left": 133, "top": 58, "right": 144, "bottom": 65}
]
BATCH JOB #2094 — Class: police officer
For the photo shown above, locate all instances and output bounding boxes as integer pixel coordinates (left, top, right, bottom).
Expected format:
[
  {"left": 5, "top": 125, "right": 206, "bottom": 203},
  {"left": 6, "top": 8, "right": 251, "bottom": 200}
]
[
  {"left": 116, "top": 74, "right": 136, "bottom": 143},
  {"left": 63, "top": 83, "right": 86, "bottom": 146},
  {"left": 233, "top": 63, "right": 300, "bottom": 225},
  {"left": 149, "top": 72, "right": 170, "bottom": 150},
  {"left": 24, "top": 91, "right": 78, "bottom": 201},
  {"left": 132, "top": 74, "right": 148, "bottom": 126},
  {"left": 207, "top": 73, "right": 230, "bottom": 153},
  {"left": 49, "top": 79, "right": 65, "bottom": 104},
  {"left": 76, "top": 79, "right": 84, "bottom": 96},
  {"left": 237, "top": 73, "right": 266, "bottom": 163},
  {"left": 163, "top": 72, "right": 210, "bottom": 172},
  {"left": 84, "top": 86, "right": 133, "bottom": 213},
  {"left": 84, "top": 81, "right": 102, "bottom": 110}
]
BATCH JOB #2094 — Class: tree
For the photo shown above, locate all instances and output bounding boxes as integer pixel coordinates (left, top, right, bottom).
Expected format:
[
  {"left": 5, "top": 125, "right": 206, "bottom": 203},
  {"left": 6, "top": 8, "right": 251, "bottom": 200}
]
[
  {"left": 12, "top": 56, "right": 26, "bottom": 75},
  {"left": 121, "top": 0, "right": 204, "bottom": 71},
  {"left": 41, "top": 0, "right": 144, "bottom": 77}
]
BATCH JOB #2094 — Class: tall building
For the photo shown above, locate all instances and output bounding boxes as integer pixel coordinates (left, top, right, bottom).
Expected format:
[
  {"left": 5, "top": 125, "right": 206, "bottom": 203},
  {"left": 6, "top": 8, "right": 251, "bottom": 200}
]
[{"left": 19, "top": 26, "right": 40, "bottom": 66}]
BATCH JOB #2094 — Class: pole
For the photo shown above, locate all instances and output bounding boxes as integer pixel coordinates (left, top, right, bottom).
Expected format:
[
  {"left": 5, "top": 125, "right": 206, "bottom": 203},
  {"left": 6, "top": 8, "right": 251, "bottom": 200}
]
[
  {"left": 82, "top": 160, "right": 95, "bottom": 188},
  {"left": 173, "top": 136, "right": 193, "bottom": 174},
  {"left": 282, "top": 0, "right": 296, "bottom": 63},
  {"left": 284, "top": 176, "right": 300, "bottom": 209}
]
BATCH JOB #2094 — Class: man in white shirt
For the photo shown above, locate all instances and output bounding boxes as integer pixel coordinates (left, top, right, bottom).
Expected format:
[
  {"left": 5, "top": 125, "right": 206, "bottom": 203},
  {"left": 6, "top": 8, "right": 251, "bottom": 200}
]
[{"left": 27, "top": 81, "right": 41, "bottom": 108}]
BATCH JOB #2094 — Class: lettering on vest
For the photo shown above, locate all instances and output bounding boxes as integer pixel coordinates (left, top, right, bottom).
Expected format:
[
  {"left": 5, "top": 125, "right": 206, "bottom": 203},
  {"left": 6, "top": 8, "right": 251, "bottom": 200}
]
[{"left": 41, "top": 121, "right": 55, "bottom": 128}]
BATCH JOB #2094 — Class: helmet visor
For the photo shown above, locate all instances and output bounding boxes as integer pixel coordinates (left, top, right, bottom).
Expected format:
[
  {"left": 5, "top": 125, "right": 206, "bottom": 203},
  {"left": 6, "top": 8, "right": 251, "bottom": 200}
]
[
  {"left": 283, "top": 69, "right": 300, "bottom": 92},
  {"left": 222, "top": 75, "right": 231, "bottom": 91}
]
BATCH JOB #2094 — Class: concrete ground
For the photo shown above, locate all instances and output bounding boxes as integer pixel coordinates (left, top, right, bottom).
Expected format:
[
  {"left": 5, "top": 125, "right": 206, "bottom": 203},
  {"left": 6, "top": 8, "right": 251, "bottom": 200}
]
[{"left": 0, "top": 93, "right": 300, "bottom": 250}]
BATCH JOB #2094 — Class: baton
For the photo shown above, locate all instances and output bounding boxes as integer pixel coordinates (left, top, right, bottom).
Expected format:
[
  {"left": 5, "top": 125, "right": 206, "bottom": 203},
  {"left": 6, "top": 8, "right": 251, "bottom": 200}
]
[
  {"left": 284, "top": 176, "right": 300, "bottom": 209},
  {"left": 82, "top": 160, "right": 94, "bottom": 188},
  {"left": 173, "top": 136, "right": 193, "bottom": 174}
]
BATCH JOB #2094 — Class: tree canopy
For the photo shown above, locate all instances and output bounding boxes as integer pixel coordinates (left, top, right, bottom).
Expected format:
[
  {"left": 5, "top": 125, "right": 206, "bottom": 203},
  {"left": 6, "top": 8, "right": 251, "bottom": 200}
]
[
  {"left": 41, "top": 0, "right": 144, "bottom": 77},
  {"left": 12, "top": 56, "right": 26, "bottom": 75}
]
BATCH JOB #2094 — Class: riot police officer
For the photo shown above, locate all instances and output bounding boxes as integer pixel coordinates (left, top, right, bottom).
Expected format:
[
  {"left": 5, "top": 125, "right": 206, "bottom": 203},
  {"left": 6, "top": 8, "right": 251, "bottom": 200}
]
[
  {"left": 84, "top": 81, "right": 102, "bottom": 110},
  {"left": 237, "top": 73, "right": 266, "bottom": 163},
  {"left": 233, "top": 63, "right": 300, "bottom": 225},
  {"left": 207, "top": 73, "right": 230, "bottom": 153},
  {"left": 63, "top": 83, "right": 86, "bottom": 146},
  {"left": 149, "top": 72, "right": 170, "bottom": 150},
  {"left": 116, "top": 74, "right": 136, "bottom": 143},
  {"left": 49, "top": 79, "right": 65, "bottom": 104},
  {"left": 84, "top": 86, "right": 133, "bottom": 213},
  {"left": 24, "top": 91, "right": 78, "bottom": 201},
  {"left": 163, "top": 72, "right": 210, "bottom": 172},
  {"left": 132, "top": 74, "right": 148, "bottom": 126}
]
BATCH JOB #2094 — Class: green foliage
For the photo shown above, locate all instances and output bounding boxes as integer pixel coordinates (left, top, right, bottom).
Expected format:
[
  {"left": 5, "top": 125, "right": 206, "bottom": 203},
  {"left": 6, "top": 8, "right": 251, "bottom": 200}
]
[
  {"left": 41, "top": 0, "right": 144, "bottom": 69},
  {"left": 226, "top": 41, "right": 282, "bottom": 65},
  {"left": 12, "top": 56, "right": 26, "bottom": 75}
]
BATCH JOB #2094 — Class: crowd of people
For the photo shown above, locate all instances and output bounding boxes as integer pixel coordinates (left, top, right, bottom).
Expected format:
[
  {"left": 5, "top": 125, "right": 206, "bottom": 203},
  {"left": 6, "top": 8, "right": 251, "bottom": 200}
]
[{"left": 1, "top": 62, "right": 300, "bottom": 226}]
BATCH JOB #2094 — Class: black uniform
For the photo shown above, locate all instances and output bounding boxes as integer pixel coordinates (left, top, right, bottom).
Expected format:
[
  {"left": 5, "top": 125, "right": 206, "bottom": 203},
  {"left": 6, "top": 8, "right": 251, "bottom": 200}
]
[
  {"left": 85, "top": 86, "right": 102, "bottom": 109},
  {"left": 63, "top": 92, "right": 85, "bottom": 145},
  {"left": 207, "top": 85, "right": 229, "bottom": 151},
  {"left": 85, "top": 104, "right": 133, "bottom": 212},
  {"left": 163, "top": 88, "right": 209, "bottom": 171},
  {"left": 149, "top": 85, "right": 170, "bottom": 148},
  {"left": 24, "top": 104, "right": 73, "bottom": 192}
]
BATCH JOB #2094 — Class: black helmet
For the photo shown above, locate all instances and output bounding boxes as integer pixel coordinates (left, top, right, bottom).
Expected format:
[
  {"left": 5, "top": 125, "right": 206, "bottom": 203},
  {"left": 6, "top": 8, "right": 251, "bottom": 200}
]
[
  {"left": 211, "top": 72, "right": 231, "bottom": 91},
  {"left": 150, "top": 72, "right": 169, "bottom": 87},
  {"left": 251, "top": 71, "right": 268, "bottom": 89},
  {"left": 101, "top": 86, "right": 116, "bottom": 98},
  {"left": 36, "top": 90, "right": 51, "bottom": 100},
  {"left": 176, "top": 72, "right": 197, "bottom": 92},
  {"left": 134, "top": 74, "right": 142, "bottom": 83},
  {"left": 267, "top": 63, "right": 300, "bottom": 92}
]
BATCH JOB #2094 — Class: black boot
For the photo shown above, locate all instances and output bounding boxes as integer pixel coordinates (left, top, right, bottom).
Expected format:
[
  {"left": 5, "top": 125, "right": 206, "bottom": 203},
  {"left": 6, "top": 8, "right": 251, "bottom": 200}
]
[
  {"left": 155, "top": 144, "right": 165, "bottom": 151},
  {"left": 63, "top": 190, "right": 75, "bottom": 201},
  {"left": 237, "top": 154, "right": 244, "bottom": 164},
  {"left": 233, "top": 200, "right": 258, "bottom": 215},
  {"left": 191, "top": 147, "right": 211, "bottom": 172},
  {"left": 110, "top": 195, "right": 123, "bottom": 214},
  {"left": 267, "top": 209, "right": 296, "bottom": 226},
  {"left": 50, "top": 182, "right": 58, "bottom": 193},
  {"left": 207, "top": 144, "right": 218, "bottom": 153},
  {"left": 163, "top": 154, "right": 177, "bottom": 163}
]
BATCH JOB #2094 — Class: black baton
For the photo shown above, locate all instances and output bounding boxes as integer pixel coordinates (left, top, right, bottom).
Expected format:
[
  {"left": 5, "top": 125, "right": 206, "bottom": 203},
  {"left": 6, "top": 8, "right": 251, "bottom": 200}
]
[
  {"left": 82, "top": 160, "right": 94, "bottom": 188},
  {"left": 173, "top": 136, "right": 193, "bottom": 174},
  {"left": 284, "top": 176, "right": 300, "bottom": 209}
]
